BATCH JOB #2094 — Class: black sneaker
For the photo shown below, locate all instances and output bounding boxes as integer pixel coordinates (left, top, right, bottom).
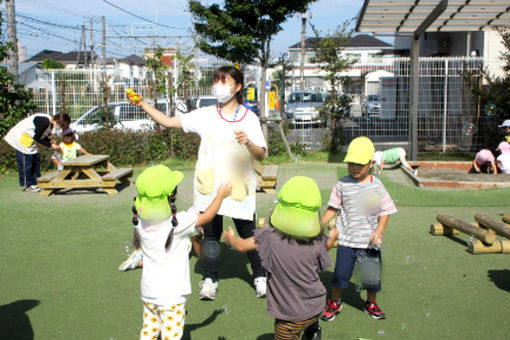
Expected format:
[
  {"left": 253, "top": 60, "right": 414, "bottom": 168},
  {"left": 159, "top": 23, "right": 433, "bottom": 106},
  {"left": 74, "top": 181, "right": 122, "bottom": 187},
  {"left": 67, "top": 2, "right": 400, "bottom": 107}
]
[
  {"left": 363, "top": 301, "right": 386, "bottom": 319},
  {"left": 320, "top": 299, "right": 343, "bottom": 321},
  {"left": 302, "top": 322, "right": 321, "bottom": 340}
]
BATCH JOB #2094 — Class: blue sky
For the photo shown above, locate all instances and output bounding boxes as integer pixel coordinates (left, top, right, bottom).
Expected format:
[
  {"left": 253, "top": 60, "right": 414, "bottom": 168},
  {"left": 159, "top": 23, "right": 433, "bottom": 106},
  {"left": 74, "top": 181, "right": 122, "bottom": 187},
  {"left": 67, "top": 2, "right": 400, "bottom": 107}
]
[{"left": 10, "top": 0, "right": 374, "bottom": 60}]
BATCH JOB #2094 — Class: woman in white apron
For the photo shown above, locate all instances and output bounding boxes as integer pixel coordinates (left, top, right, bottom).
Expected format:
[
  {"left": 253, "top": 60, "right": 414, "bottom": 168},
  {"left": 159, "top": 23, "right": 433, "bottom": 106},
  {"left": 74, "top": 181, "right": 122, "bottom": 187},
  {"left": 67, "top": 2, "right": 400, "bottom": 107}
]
[{"left": 131, "top": 66, "right": 267, "bottom": 300}]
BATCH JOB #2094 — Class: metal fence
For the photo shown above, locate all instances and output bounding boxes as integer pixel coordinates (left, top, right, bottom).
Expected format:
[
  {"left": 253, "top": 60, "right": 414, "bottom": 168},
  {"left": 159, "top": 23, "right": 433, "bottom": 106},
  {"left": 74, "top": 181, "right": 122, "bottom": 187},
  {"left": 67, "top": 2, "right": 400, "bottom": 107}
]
[
  {"left": 31, "top": 56, "right": 490, "bottom": 153},
  {"left": 287, "top": 56, "right": 487, "bottom": 153}
]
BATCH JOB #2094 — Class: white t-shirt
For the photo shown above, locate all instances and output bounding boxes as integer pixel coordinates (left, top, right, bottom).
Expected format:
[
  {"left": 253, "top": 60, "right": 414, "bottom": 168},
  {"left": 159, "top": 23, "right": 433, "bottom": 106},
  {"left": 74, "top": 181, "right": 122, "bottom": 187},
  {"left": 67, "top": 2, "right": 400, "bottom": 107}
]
[
  {"left": 497, "top": 153, "right": 510, "bottom": 174},
  {"left": 180, "top": 105, "right": 267, "bottom": 220},
  {"left": 137, "top": 209, "right": 198, "bottom": 306}
]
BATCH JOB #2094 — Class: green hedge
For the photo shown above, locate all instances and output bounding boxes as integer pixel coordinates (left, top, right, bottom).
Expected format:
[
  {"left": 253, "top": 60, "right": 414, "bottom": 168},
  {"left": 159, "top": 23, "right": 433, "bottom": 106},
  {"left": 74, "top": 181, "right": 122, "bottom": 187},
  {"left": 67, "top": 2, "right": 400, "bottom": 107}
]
[{"left": 0, "top": 128, "right": 200, "bottom": 173}]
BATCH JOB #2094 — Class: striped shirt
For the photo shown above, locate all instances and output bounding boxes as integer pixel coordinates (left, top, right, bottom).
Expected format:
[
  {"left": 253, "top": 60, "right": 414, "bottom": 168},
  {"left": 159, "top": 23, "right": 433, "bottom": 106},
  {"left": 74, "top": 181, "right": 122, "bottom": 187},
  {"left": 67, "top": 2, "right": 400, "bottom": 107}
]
[{"left": 328, "top": 175, "right": 397, "bottom": 249}]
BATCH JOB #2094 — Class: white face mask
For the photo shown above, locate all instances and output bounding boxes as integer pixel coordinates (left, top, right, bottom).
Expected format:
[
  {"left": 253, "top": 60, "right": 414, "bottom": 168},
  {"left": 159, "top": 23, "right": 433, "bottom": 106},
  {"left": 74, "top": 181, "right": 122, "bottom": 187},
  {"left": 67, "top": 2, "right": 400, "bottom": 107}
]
[{"left": 212, "top": 84, "right": 235, "bottom": 103}]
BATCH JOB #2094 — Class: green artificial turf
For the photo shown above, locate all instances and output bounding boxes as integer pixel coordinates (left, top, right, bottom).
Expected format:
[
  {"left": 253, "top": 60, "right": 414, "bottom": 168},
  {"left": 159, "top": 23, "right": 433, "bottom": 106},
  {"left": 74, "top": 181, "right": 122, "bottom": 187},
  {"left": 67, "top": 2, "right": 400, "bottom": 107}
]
[{"left": 1, "top": 163, "right": 509, "bottom": 339}]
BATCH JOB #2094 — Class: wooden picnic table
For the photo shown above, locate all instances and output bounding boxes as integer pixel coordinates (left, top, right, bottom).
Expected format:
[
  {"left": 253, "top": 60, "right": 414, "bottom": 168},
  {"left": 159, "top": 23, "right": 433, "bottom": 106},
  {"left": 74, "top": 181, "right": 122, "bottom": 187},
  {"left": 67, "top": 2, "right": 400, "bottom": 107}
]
[{"left": 37, "top": 155, "right": 133, "bottom": 196}]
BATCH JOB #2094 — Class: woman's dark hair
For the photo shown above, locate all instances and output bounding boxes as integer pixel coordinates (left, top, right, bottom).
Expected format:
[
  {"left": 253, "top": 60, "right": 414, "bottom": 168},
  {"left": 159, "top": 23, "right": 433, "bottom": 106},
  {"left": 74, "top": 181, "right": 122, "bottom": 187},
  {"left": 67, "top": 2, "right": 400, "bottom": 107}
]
[
  {"left": 213, "top": 66, "right": 244, "bottom": 104},
  {"left": 165, "top": 187, "right": 179, "bottom": 250},
  {"left": 53, "top": 113, "right": 71, "bottom": 130}
]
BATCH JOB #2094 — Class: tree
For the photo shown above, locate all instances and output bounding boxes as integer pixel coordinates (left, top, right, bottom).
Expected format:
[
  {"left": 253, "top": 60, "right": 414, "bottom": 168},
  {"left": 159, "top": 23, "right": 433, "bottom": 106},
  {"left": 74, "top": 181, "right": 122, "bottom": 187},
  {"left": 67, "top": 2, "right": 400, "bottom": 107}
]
[
  {"left": 270, "top": 53, "right": 292, "bottom": 121},
  {"left": 310, "top": 22, "right": 355, "bottom": 151},
  {"left": 463, "top": 28, "right": 510, "bottom": 148},
  {"left": 0, "top": 5, "right": 36, "bottom": 138},
  {"left": 41, "top": 58, "right": 64, "bottom": 69},
  {"left": 189, "top": 0, "right": 317, "bottom": 142},
  {"left": 145, "top": 47, "right": 171, "bottom": 106}
]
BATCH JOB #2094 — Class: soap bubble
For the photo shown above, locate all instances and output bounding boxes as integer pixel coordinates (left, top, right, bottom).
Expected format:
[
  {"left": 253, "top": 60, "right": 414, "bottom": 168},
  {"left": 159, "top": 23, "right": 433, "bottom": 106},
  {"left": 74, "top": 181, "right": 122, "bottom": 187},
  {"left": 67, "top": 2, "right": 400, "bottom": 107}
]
[
  {"left": 121, "top": 241, "right": 134, "bottom": 257},
  {"left": 405, "top": 256, "right": 410, "bottom": 263},
  {"left": 355, "top": 284, "right": 362, "bottom": 293},
  {"left": 484, "top": 103, "right": 496, "bottom": 117},
  {"left": 392, "top": 199, "right": 399, "bottom": 206},
  {"left": 425, "top": 311, "right": 431, "bottom": 319},
  {"left": 221, "top": 304, "right": 230, "bottom": 315},
  {"left": 462, "top": 122, "right": 477, "bottom": 136},
  {"left": 401, "top": 323, "right": 407, "bottom": 330},
  {"left": 378, "top": 329, "right": 385, "bottom": 336}
]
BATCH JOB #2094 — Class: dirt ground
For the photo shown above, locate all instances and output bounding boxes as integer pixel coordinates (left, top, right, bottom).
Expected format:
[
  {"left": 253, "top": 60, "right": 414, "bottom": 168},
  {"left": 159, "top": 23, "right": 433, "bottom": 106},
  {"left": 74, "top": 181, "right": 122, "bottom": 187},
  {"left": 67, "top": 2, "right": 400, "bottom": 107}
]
[{"left": 417, "top": 168, "right": 510, "bottom": 182}]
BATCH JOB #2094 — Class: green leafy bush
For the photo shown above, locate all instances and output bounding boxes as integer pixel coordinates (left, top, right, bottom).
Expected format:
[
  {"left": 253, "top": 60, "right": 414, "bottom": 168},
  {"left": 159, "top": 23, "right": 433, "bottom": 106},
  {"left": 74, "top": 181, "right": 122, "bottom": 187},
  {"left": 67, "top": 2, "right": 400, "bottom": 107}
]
[{"left": 0, "top": 129, "right": 200, "bottom": 173}]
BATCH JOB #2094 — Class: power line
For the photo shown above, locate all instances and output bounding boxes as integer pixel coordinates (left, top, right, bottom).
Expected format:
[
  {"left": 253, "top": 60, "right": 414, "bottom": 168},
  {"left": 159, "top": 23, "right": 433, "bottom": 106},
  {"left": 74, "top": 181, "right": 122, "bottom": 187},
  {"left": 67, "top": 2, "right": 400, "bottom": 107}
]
[
  {"left": 13, "top": 12, "right": 100, "bottom": 32},
  {"left": 102, "top": 0, "right": 187, "bottom": 31},
  {"left": 17, "top": 21, "right": 79, "bottom": 44}
]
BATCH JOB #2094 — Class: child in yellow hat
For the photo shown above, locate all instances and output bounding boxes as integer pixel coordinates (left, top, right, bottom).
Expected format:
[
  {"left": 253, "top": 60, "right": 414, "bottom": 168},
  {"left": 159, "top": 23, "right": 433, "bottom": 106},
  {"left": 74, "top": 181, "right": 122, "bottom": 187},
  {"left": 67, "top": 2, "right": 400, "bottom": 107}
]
[
  {"left": 321, "top": 137, "right": 397, "bottom": 322},
  {"left": 131, "top": 165, "right": 231, "bottom": 340},
  {"left": 224, "top": 176, "right": 338, "bottom": 340}
]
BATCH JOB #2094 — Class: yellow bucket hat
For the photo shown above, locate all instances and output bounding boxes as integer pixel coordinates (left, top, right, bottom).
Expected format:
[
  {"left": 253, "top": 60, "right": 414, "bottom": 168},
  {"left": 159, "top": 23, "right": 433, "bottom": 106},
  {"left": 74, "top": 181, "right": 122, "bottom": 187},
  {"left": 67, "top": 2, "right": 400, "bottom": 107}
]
[{"left": 343, "top": 136, "right": 375, "bottom": 165}]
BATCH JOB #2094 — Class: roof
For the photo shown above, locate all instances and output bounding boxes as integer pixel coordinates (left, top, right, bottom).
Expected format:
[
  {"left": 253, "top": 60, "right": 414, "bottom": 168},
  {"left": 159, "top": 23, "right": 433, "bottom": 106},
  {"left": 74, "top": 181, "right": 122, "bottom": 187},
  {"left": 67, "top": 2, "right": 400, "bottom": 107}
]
[
  {"left": 288, "top": 34, "right": 393, "bottom": 49},
  {"left": 26, "top": 50, "right": 97, "bottom": 64},
  {"left": 356, "top": 0, "right": 510, "bottom": 34},
  {"left": 119, "top": 54, "right": 146, "bottom": 66}
]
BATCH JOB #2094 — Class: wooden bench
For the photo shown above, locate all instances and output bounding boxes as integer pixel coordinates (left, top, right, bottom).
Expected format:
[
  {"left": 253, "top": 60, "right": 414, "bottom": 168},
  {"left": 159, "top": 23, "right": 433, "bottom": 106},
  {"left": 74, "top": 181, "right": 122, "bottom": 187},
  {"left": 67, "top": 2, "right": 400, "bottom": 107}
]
[
  {"left": 254, "top": 162, "right": 278, "bottom": 194},
  {"left": 102, "top": 168, "right": 133, "bottom": 187},
  {"left": 37, "top": 171, "right": 60, "bottom": 184}
]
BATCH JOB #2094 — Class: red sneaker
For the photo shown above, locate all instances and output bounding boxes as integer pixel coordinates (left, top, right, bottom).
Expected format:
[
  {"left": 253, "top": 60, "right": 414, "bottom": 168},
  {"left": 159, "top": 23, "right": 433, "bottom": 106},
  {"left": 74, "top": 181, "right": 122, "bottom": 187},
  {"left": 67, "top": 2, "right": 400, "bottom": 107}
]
[
  {"left": 320, "top": 299, "right": 343, "bottom": 321},
  {"left": 363, "top": 301, "right": 386, "bottom": 319}
]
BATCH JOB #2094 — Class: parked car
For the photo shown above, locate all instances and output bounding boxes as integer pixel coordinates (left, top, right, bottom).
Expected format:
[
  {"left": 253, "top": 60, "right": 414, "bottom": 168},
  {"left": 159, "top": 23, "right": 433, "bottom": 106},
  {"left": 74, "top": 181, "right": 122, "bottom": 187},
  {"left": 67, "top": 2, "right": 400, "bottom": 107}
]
[
  {"left": 362, "top": 94, "right": 381, "bottom": 116},
  {"left": 71, "top": 100, "right": 185, "bottom": 133},
  {"left": 285, "top": 90, "right": 324, "bottom": 123},
  {"left": 189, "top": 95, "right": 218, "bottom": 110}
]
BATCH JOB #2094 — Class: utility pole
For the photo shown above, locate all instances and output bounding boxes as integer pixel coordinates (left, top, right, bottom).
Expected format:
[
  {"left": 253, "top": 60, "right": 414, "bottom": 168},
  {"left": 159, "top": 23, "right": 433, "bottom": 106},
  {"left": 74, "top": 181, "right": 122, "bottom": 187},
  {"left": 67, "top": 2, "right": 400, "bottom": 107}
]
[
  {"left": 90, "top": 17, "right": 95, "bottom": 67},
  {"left": 6, "top": 0, "right": 19, "bottom": 78},
  {"left": 299, "top": 12, "right": 310, "bottom": 90},
  {"left": 76, "top": 25, "right": 87, "bottom": 68},
  {"left": 101, "top": 16, "right": 106, "bottom": 69}
]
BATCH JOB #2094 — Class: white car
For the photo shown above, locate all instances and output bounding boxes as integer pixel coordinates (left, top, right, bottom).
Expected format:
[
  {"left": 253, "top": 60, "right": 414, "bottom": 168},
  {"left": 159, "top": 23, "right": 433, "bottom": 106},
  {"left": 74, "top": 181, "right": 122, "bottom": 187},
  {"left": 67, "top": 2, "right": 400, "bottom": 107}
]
[
  {"left": 285, "top": 91, "right": 324, "bottom": 123},
  {"left": 71, "top": 100, "right": 186, "bottom": 133}
]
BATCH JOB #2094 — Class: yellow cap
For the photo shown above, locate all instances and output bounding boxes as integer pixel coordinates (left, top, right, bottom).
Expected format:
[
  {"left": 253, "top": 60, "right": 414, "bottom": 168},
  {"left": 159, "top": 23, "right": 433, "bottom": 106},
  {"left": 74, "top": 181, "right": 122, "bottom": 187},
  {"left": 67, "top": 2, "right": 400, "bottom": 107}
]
[{"left": 343, "top": 136, "right": 375, "bottom": 165}]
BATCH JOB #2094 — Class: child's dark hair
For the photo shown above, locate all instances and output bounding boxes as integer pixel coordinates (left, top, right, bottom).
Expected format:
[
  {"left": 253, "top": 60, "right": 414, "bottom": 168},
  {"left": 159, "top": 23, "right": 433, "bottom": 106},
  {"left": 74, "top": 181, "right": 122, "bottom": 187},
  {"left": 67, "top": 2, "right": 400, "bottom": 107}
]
[
  {"left": 213, "top": 66, "right": 244, "bottom": 104},
  {"left": 131, "top": 198, "right": 142, "bottom": 249},
  {"left": 63, "top": 130, "right": 75, "bottom": 142},
  {"left": 165, "top": 187, "right": 179, "bottom": 250}
]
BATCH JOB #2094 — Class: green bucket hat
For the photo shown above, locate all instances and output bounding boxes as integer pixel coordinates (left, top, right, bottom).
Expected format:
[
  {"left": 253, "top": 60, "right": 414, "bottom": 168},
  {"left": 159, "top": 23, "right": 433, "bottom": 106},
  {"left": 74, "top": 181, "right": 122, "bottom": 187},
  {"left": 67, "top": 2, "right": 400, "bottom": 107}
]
[
  {"left": 135, "top": 165, "right": 184, "bottom": 221},
  {"left": 270, "top": 176, "right": 322, "bottom": 239}
]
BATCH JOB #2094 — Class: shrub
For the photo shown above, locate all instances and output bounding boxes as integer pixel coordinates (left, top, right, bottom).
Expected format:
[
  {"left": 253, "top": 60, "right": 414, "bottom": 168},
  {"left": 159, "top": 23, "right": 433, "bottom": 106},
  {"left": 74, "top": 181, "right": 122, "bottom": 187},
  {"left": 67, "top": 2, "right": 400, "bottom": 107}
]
[{"left": 0, "top": 129, "right": 200, "bottom": 173}]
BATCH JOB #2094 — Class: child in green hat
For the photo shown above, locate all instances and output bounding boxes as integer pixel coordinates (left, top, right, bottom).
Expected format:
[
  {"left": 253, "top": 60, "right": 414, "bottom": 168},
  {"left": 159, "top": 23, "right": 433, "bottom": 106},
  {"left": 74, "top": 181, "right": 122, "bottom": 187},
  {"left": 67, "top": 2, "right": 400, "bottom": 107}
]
[
  {"left": 224, "top": 176, "right": 338, "bottom": 340},
  {"left": 131, "top": 165, "right": 231, "bottom": 340},
  {"left": 320, "top": 137, "right": 397, "bottom": 322}
]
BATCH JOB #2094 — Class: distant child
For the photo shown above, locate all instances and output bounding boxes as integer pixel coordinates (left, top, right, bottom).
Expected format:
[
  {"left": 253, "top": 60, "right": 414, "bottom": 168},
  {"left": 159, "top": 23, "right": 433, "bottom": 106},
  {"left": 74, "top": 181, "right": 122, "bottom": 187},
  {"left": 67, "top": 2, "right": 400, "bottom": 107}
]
[
  {"left": 51, "top": 128, "right": 91, "bottom": 170},
  {"left": 321, "top": 137, "right": 397, "bottom": 322},
  {"left": 131, "top": 165, "right": 231, "bottom": 340},
  {"left": 498, "top": 119, "right": 510, "bottom": 143},
  {"left": 496, "top": 141, "right": 510, "bottom": 174},
  {"left": 373, "top": 147, "right": 416, "bottom": 175},
  {"left": 472, "top": 149, "right": 497, "bottom": 174},
  {"left": 224, "top": 176, "right": 338, "bottom": 340}
]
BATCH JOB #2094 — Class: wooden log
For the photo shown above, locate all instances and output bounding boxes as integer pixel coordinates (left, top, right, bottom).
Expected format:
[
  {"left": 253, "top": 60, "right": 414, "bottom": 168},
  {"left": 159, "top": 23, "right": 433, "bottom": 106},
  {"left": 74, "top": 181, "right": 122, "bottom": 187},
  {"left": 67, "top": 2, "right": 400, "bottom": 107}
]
[
  {"left": 502, "top": 215, "right": 510, "bottom": 225},
  {"left": 436, "top": 213, "right": 497, "bottom": 245},
  {"left": 429, "top": 222, "right": 460, "bottom": 236},
  {"left": 468, "top": 240, "right": 510, "bottom": 254},
  {"left": 475, "top": 213, "right": 510, "bottom": 240}
]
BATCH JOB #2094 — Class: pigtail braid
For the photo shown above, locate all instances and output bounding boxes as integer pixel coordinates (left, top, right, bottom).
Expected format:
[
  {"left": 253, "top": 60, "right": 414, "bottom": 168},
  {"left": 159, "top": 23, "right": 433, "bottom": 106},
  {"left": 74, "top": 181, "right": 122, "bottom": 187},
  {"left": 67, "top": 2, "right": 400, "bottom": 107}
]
[
  {"left": 131, "top": 201, "right": 142, "bottom": 249},
  {"left": 165, "top": 188, "right": 179, "bottom": 250}
]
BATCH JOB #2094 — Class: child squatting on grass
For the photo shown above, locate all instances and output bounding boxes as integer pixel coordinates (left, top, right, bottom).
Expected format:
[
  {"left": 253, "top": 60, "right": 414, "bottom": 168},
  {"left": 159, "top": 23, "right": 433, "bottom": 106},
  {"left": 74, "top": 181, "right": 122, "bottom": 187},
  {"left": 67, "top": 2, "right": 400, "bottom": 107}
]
[
  {"left": 224, "top": 176, "right": 338, "bottom": 340},
  {"left": 321, "top": 137, "right": 397, "bottom": 322},
  {"left": 131, "top": 165, "right": 231, "bottom": 340}
]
